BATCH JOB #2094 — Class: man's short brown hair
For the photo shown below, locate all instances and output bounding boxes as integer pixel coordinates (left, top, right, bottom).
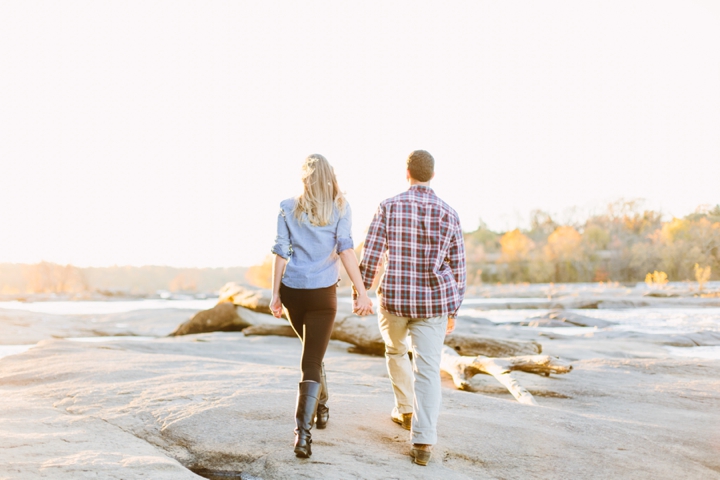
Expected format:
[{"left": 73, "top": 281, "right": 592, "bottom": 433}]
[{"left": 407, "top": 150, "right": 434, "bottom": 182}]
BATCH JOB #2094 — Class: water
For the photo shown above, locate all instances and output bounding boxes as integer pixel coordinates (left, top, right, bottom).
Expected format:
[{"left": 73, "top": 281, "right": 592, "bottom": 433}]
[
  {"left": 0, "top": 298, "right": 217, "bottom": 315},
  {"left": 665, "top": 346, "right": 720, "bottom": 359},
  {"left": 457, "top": 306, "right": 720, "bottom": 335},
  {"left": 0, "top": 345, "right": 33, "bottom": 359},
  {"left": 1, "top": 298, "right": 717, "bottom": 338},
  {"left": 1, "top": 298, "right": 718, "bottom": 360},
  {"left": 457, "top": 304, "right": 720, "bottom": 359},
  {"left": 578, "top": 308, "right": 720, "bottom": 334},
  {"left": 461, "top": 297, "right": 551, "bottom": 306},
  {"left": 0, "top": 300, "right": 215, "bottom": 361}
]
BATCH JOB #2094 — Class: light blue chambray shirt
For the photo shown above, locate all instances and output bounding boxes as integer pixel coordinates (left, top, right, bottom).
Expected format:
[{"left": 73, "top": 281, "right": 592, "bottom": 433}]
[{"left": 272, "top": 197, "right": 354, "bottom": 289}]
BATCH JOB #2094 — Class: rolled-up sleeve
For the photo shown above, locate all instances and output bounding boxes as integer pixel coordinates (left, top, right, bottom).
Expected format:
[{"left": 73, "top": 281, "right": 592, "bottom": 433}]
[
  {"left": 359, "top": 202, "right": 387, "bottom": 292},
  {"left": 271, "top": 205, "right": 292, "bottom": 259},
  {"left": 336, "top": 203, "right": 354, "bottom": 254}
]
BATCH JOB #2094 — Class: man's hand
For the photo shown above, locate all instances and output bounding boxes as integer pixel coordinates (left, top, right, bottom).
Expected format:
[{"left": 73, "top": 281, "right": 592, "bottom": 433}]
[
  {"left": 353, "top": 293, "right": 374, "bottom": 316},
  {"left": 270, "top": 295, "right": 283, "bottom": 318},
  {"left": 446, "top": 316, "right": 456, "bottom": 335}
]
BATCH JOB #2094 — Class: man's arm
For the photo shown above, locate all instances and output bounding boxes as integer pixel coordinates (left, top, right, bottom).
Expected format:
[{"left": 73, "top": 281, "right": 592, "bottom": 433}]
[
  {"left": 357, "top": 203, "right": 387, "bottom": 296},
  {"left": 448, "top": 219, "right": 467, "bottom": 316}
]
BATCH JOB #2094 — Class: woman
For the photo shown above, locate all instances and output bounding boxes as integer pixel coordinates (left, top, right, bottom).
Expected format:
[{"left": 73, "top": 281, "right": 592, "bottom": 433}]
[{"left": 270, "top": 154, "right": 373, "bottom": 458}]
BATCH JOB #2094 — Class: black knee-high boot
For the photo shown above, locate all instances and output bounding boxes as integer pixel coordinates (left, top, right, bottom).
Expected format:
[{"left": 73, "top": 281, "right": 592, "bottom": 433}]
[
  {"left": 316, "top": 363, "right": 329, "bottom": 429},
  {"left": 294, "top": 380, "right": 321, "bottom": 458}
]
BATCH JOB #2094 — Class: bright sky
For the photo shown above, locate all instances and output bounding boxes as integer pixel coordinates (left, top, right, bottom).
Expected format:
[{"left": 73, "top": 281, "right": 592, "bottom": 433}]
[{"left": 1, "top": 1, "right": 719, "bottom": 268}]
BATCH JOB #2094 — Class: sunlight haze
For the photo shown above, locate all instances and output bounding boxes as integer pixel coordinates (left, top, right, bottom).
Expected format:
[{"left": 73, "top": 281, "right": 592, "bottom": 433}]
[{"left": 1, "top": 1, "right": 718, "bottom": 267}]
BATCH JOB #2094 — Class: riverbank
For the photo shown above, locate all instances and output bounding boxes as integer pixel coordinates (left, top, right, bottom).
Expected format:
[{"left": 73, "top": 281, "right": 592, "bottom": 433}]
[
  {"left": 1, "top": 286, "right": 719, "bottom": 479},
  {"left": 0, "top": 331, "right": 718, "bottom": 479}
]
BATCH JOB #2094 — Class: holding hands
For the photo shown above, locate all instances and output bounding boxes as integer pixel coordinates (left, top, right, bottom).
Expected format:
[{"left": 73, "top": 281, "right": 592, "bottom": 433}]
[
  {"left": 353, "top": 292, "right": 374, "bottom": 316},
  {"left": 339, "top": 249, "right": 374, "bottom": 317}
]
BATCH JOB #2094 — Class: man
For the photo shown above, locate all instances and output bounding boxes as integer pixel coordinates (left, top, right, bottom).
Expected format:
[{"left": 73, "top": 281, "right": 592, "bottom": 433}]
[{"left": 356, "top": 150, "right": 466, "bottom": 466}]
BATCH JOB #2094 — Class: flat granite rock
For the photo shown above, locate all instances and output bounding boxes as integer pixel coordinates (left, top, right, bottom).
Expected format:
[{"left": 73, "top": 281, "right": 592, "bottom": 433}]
[
  {"left": 1, "top": 333, "right": 719, "bottom": 479},
  {"left": 0, "top": 308, "right": 202, "bottom": 344}
]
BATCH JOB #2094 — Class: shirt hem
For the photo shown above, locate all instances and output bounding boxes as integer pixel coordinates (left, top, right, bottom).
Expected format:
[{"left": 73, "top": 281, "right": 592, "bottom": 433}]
[{"left": 281, "top": 280, "right": 339, "bottom": 290}]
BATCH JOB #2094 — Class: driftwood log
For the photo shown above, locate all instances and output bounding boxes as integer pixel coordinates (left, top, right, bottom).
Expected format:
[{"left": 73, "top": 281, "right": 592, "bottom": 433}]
[
  {"left": 331, "top": 314, "right": 386, "bottom": 355},
  {"left": 241, "top": 316, "right": 572, "bottom": 405},
  {"left": 170, "top": 302, "right": 251, "bottom": 336},
  {"left": 444, "top": 333, "right": 541, "bottom": 356},
  {"left": 440, "top": 346, "right": 573, "bottom": 405},
  {"left": 174, "top": 306, "right": 542, "bottom": 357},
  {"left": 239, "top": 312, "right": 540, "bottom": 358},
  {"left": 242, "top": 324, "right": 296, "bottom": 337},
  {"left": 218, "top": 283, "right": 274, "bottom": 316},
  {"left": 177, "top": 284, "right": 545, "bottom": 358},
  {"left": 239, "top": 310, "right": 387, "bottom": 354},
  {"left": 173, "top": 284, "right": 574, "bottom": 403},
  {"left": 327, "top": 314, "right": 542, "bottom": 357}
]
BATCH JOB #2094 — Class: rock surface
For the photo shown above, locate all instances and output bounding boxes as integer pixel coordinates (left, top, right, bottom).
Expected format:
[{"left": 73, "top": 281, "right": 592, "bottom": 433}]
[
  {"left": 2, "top": 283, "right": 720, "bottom": 479},
  {"left": 1, "top": 333, "right": 719, "bottom": 479},
  {"left": 521, "top": 310, "right": 616, "bottom": 328},
  {"left": 0, "top": 308, "right": 198, "bottom": 344}
]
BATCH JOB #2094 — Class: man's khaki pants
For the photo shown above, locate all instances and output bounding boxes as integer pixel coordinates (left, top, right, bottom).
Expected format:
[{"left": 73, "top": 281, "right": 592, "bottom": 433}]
[{"left": 378, "top": 307, "right": 447, "bottom": 445}]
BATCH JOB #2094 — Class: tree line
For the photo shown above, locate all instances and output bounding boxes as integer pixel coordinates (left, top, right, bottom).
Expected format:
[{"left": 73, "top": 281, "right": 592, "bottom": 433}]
[
  {"left": 4, "top": 201, "right": 718, "bottom": 294},
  {"left": 0, "top": 264, "right": 249, "bottom": 296},
  {"left": 464, "top": 201, "right": 720, "bottom": 284}
]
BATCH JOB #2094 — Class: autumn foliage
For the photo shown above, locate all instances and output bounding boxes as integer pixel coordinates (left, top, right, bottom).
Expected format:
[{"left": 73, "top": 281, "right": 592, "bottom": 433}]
[{"left": 464, "top": 202, "right": 720, "bottom": 284}]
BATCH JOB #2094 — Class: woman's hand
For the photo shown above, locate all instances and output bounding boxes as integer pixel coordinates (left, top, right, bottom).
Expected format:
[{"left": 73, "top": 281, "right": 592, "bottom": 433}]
[
  {"left": 270, "top": 294, "right": 283, "bottom": 318},
  {"left": 339, "top": 249, "right": 374, "bottom": 317},
  {"left": 270, "top": 256, "right": 288, "bottom": 319},
  {"left": 353, "top": 293, "right": 374, "bottom": 316}
]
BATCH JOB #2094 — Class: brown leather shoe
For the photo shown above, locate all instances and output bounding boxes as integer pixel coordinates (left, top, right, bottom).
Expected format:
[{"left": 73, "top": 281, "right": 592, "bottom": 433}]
[
  {"left": 391, "top": 411, "right": 412, "bottom": 431},
  {"left": 410, "top": 444, "right": 432, "bottom": 466}
]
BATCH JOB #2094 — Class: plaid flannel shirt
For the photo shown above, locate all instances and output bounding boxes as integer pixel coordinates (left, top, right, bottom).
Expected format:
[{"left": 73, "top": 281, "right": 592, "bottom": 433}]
[{"left": 359, "top": 185, "right": 466, "bottom": 318}]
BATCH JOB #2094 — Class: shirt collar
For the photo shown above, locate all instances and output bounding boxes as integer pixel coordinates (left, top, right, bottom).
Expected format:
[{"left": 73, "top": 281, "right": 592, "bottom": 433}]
[{"left": 409, "top": 185, "right": 434, "bottom": 194}]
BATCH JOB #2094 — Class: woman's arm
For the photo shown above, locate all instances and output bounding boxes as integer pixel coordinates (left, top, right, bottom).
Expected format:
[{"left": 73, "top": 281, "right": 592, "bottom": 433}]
[
  {"left": 270, "top": 255, "right": 288, "bottom": 318},
  {"left": 339, "top": 249, "right": 374, "bottom": 316},
  {"left": 270, "top": 201, "right": 292, "bottom": 318}
]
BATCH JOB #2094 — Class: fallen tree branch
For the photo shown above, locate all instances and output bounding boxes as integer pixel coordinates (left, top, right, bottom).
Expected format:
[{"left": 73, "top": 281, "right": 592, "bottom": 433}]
[
  {"left": 213, "top": 286, "right": 539, "bottom": 356},
  {"left": 331, "top": 314, "right": 386, "bottom": 355},
  {"left": 170, "top": 303, "right": 251, "bottom": 336},
  {"left": 444, "top": 333, "right": 541, "bottom": 356},
  {"left": 173, "top": 300, "right": 545, "bottom": 359},
  {"left": 331, "top": 315, "right": 541, "bottom": 357},
  {"left": 440, "top": 346, "right": 573, "bottom": 405},
  {"left": 218, "top": 283, "right": 274, "bottom": 315},
  {"left": 242, "top": 324, "right": 296, "bottom": 337}
]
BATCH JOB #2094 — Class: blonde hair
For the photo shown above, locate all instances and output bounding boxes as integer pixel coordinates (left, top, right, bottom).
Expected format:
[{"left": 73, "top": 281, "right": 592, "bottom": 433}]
[{"left": 294, "top": 154, "right": 346, "bottom": 226}]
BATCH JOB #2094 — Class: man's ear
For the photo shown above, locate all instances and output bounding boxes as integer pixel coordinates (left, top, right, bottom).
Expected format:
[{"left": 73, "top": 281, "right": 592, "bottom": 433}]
[{"left": 406, "top": 169, "right": 412, "bottom": 181}]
